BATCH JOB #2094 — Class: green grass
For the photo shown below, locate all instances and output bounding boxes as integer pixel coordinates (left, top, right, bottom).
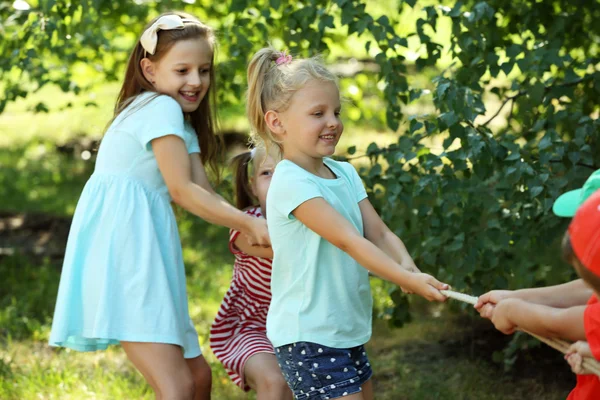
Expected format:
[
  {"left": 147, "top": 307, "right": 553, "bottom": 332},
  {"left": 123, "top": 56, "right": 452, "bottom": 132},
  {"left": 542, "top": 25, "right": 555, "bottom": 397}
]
[
  {"left": 0, "top": 253, "right": 573, "bottom": 400},
  {"left": 0, "top": 141, "right": 95, "bottom": 216},
  {"left": 0, "top": 253, "right": 574, "bottom": 399},
  {"left": 367, "top": 314, "right": 572, "bottom": 400}
]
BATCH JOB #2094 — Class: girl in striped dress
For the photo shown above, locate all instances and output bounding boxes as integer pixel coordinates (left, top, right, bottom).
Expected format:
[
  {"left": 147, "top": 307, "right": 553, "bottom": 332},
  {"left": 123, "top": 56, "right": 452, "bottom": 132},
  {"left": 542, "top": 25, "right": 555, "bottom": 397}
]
[{"left": 210, "top": 147, "right": 292, "bottom": 399}]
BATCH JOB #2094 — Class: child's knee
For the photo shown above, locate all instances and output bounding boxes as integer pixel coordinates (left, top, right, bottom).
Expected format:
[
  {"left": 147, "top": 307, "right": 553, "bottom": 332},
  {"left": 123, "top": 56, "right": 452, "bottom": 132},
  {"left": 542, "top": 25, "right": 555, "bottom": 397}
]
[
  {"left": 258, "top": 369, "right": 288, "bottom": 393},
  {"left": 193, "top": 361, "right": 212, "bottom": 388},
  {"left": 156, "top": 374, "right": 195, "bottom": 400}
]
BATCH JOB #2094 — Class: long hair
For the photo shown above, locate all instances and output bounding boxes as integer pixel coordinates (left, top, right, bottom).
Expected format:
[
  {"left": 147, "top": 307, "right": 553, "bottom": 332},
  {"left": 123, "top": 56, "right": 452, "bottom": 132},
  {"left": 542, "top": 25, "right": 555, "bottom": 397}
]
[
  {"left": 114, "top": 11, "right": 222, "bottom": 178},
  {"left": 246, "top": 47, "right": 338, "bottom": 154},
  {"left": 231, "top": 150, "right": 256, "bottom": 210}
]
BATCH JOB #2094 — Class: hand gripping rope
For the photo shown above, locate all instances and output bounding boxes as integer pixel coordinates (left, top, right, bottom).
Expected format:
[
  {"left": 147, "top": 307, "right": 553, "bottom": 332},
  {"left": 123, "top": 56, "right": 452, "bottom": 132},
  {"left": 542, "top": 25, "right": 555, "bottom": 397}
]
[{"left": 440, "top": 290, "right": 600, "bottom": 377}]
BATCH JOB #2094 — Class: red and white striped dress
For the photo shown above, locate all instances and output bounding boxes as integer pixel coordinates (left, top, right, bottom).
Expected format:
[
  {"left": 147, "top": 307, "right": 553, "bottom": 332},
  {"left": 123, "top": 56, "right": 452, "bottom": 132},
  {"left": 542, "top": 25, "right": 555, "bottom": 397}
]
[{"left": 209, "top": 207, "right": 274, "bottom": 391}]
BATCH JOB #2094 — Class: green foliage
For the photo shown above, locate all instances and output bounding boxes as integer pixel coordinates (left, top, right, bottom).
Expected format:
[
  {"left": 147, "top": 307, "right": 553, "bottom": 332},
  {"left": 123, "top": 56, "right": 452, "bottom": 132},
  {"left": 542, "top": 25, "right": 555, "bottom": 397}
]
[
  {"left": 353, "top": 0, "right": 600, "bottom": 295},
  {"left": 0, "top": 255, "right": 59, "bottom": 341}
]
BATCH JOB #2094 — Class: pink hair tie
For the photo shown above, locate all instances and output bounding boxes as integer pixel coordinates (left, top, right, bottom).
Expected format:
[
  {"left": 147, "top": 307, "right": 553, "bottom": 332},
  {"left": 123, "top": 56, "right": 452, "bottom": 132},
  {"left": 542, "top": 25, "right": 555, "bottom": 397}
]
[{"left": 275, "top": 50, "right": 292, "bottom": 66}]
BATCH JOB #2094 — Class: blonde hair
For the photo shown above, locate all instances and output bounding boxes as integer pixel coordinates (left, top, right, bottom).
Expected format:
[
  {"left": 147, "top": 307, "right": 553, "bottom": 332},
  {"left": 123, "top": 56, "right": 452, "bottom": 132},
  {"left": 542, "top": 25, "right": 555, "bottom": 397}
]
[{"left": 246, "top": 47, "right": 338, "bottom": 152}]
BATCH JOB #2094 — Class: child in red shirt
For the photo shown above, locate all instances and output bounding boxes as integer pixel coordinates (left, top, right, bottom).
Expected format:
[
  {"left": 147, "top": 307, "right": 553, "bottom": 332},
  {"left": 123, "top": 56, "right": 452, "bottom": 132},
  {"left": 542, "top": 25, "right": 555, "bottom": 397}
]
[
  {"left": 476, "top": 171, "right": 600, "bottom": 399},
  {"left": 562, "top": 191, "right": 600, "bottom": 399}
]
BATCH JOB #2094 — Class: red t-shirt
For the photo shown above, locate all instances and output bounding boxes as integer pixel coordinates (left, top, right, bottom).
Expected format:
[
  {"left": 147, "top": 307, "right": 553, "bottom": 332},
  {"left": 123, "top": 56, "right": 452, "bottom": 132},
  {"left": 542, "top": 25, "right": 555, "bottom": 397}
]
[{"left": 567, "top": 295, "right": 600, "bottom": 400}]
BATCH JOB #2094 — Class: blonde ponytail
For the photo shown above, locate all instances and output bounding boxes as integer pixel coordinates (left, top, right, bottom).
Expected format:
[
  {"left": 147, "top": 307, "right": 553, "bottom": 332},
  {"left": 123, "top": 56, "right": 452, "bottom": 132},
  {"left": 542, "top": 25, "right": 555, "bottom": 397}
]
[{"left": 246, "top": 47, "right": 338, "bottom": 155}]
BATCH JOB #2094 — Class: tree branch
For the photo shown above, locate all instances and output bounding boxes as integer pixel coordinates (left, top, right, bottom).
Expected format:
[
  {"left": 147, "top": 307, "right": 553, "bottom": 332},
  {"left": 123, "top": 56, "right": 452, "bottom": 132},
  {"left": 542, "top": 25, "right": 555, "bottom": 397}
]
[
  {"left": 482, "top": 91, "right": 525, "bottom": 127},
  {"left": 480, "top": 75, "right": 595, "bottom": 128}
]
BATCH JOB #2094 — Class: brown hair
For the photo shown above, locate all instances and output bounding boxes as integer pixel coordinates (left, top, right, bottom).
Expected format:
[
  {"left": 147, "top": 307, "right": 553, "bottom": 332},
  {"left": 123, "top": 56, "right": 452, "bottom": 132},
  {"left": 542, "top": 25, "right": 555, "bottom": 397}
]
[
  {"left": 114, "top": 11, "right": 221, "bottom": 177},
  {"left": 246, "top": 47, "right": 338, "bottom": 154},
  {"left": 563, "top": 232, "right": 600, "bottom": 292},
  {"left": 231, "top": 150, "right": 255, "bottom": 210},
  {"left": 230, "top": 146, "right": 277, "bottom": 210}
]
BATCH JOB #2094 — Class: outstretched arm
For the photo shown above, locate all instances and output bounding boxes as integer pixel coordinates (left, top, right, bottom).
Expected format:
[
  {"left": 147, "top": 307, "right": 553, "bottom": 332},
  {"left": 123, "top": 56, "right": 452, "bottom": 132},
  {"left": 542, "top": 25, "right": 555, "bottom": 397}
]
[
  {"left": 490, "top": 298, "right": 586, "bottom": 341},
  {"left": 153, "top": 135, "right": 270, "bottom": 246},
  {"left": 293, "top": 197, "right": 448, "bottom": 302},
  {"left": 189, "top": 153, "right": 221, "bottom": 197},
  {"left": 359, "top": 199, "right": 420, "bottom": 273},
  {"left": 475, "top": 279, "right": 591, "bottom": 319}
]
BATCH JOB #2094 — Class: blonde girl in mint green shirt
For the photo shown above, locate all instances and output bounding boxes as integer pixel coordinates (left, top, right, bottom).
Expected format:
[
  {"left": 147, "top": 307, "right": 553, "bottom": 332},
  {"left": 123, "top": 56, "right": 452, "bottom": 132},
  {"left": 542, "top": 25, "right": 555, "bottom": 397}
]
[{"left": 246, "top": 47, "right": 449, "bottom": 399}]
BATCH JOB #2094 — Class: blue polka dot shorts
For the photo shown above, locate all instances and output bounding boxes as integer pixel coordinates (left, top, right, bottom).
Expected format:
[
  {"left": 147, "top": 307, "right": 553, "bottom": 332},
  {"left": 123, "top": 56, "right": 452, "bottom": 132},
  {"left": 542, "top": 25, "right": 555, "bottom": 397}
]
[{"left": 275, "top": 341, "right": 373, "bottom": 399}]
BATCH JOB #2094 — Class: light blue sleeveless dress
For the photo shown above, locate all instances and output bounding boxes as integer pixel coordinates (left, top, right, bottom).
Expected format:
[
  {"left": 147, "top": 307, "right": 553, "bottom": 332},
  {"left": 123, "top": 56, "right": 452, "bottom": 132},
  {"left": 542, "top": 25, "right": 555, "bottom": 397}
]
[{"left": 49, "top": 92, "right": 202, "bottom": 358}]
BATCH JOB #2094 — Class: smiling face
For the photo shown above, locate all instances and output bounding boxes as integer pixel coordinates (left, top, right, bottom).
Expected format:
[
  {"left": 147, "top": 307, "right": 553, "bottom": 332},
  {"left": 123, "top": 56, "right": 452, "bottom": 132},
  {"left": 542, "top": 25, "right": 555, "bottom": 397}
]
[
  {"left": 141, "top": 37, "right": 213, "bottom": 112},
  {"left": 275, "top": 79, "right": 343, "bottom": 161}
]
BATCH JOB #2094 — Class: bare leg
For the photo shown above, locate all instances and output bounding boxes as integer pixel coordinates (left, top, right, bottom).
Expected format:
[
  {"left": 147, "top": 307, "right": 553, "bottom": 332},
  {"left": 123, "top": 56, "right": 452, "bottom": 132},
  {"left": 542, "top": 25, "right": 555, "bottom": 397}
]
[
  {"left": 244, "top": 353, "right": 293, "bottom": 400},
  {"left": 361, "top": 379, "right": 374, "bottom": 400},
  {"left": 121, "top": 341, "right": 195, "bottom": 400},
  {"left": 185, "top": 355, "right": 212, "bottom": 400}
]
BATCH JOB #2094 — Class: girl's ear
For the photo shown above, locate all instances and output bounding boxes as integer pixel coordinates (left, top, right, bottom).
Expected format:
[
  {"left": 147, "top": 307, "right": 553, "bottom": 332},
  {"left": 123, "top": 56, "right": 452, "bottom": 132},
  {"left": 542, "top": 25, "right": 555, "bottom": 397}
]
[
  {"left": 140, "top": 58, "right": 157, "bottom": 85},
  {"left": 265, "top": 110, "right": 285, "bottom": 138}
]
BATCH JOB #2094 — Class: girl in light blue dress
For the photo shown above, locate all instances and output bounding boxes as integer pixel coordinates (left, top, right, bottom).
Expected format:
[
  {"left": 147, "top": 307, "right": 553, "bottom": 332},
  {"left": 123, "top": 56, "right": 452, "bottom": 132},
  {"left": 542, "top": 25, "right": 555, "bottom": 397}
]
[{"left": 49, "top": 12, "right": 269, "bottom": 399}]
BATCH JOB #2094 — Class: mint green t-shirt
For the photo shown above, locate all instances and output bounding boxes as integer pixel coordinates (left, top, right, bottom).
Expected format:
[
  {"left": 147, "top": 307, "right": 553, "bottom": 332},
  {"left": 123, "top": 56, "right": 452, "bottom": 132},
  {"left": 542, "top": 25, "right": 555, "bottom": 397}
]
[{"left": 266, "top": 158, "right": 373, "bottom": 349}]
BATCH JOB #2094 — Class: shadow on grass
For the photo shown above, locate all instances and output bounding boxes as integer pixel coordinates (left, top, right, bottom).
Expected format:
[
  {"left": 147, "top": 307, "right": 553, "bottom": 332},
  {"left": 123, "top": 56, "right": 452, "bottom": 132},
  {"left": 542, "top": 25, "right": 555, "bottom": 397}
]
[{"left": 368, "top": 307, "right": 575, "bottom": 400}]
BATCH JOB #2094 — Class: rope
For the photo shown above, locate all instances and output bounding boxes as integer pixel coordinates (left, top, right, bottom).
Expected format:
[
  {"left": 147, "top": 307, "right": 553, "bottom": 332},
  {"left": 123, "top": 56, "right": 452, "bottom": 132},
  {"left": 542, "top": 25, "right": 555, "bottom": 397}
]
[{"left": 440, "top": 289, "right": 600, "bottom": 377}]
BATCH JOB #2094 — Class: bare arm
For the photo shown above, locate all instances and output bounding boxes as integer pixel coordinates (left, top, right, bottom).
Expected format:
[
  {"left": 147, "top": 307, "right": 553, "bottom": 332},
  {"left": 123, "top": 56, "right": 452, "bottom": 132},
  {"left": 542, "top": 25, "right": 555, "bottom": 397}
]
[
  {"left": 189, "top": 154, "right": 226, "bottom": 199},
  {"left": 360, "top": 199, "right": 420, "bottom": 273},
  {"left": 233, "top": 231, "right": 274, "bottom": 259},
  {"left": 153, "top": 136, "right": 269, "bottom": 246},
  {"left": 491, "top": 298, "right": 586, "bottom": 341},
  {"left": 510, "top": 280, "right": 592, "bottom": 307},
  {"left": 293, "top": 197, "right": 448, "bottom": 301},
  {"left": 475, "top": 279, "right": 591, "bottom": 315}
]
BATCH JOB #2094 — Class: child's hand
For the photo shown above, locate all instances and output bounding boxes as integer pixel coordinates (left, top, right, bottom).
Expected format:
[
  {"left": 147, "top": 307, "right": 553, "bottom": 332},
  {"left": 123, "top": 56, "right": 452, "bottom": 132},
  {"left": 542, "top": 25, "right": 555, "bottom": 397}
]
[
  {"left": 490, "top": 299, "right": 518, "bottom": 335},
  {"left": 566, "top": 341, "right": 594, "bottom": 375},
  {"left": 565, "top": 352, "right": 588, "bottom": 375},
  {"left": 247, "top": 218, "right": 271, "bottom": 247},
  {"left": 399, "top": 265, "right": 421, "bottom": 293},
  {"left": 402, "top": 264, "right": 421, "bottom": 273},
  {"left": 477, "top": 303, "right": 496, "bottom": 320},
  {"left": 406, "top": 273, "right": 449, "bottom": 302},
  {"left": 568, "top": 341, "right": 594, "bottom": 359},
  {"left": 474, "top": 290, "right": 513, "bottom": 317}
]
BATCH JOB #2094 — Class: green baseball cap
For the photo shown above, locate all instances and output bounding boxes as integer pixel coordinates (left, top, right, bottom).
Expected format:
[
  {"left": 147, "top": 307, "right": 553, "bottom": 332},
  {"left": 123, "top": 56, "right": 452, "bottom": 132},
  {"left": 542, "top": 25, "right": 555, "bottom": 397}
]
[{"left": 552, "top": 169, "right": 600, "bottom": 217}]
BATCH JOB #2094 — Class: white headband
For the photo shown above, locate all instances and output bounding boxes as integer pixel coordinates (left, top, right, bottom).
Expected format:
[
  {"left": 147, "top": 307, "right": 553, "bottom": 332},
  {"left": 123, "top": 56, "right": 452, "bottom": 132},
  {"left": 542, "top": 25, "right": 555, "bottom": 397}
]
[
  {"left": 250, "top": 147, "right": 257, "bottom": 159},
  {"left": 140, "top": 15, "right": 199, "bottom": 56}
]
